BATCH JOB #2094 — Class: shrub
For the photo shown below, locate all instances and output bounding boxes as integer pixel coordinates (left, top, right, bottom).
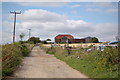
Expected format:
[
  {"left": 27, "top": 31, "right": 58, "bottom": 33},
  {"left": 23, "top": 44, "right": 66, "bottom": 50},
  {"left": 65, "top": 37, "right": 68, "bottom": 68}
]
[
  {"left": 2, "top": 43, "right": 33, "bottom": 78},
  {"left": 94, "top": 46, "right": 119, "bottom": 71},
  {"left": 2, "top": 44, "right": 23, "bottom": 77},
  {"left": 20, "top": 44, "right": 30, "bottom": 57},
  {"left": 27, "top": 37, "right": 40, "bottom": 44}
]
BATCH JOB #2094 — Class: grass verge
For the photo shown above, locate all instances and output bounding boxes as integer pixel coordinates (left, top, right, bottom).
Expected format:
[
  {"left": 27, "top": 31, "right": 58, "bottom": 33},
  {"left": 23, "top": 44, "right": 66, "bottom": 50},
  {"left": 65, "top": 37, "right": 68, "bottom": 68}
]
[
  {"left": 46, "top": 47, "right": 119, "bottom": 79},
  {"left": 2, "top": 42, "right": 34, "bottom": 78}
]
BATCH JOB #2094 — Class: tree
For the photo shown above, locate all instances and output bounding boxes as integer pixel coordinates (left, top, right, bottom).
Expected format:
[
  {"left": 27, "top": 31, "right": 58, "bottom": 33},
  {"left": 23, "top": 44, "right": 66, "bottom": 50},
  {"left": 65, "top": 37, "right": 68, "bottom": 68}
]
[
  {"left": 91, "top": 37, "right": 99, "bottom": 43},
  {"left": 41, "top": 41, "right": 47, "bottom": 44},
  {"left": 27, "top": 37, "right": 40, "bottom": 44},
  {"left": 46, "top": 39, "right": 51, "bottom": 41},
  {"left": 19, "top": 33, "right": 25, "bottom": 41}
]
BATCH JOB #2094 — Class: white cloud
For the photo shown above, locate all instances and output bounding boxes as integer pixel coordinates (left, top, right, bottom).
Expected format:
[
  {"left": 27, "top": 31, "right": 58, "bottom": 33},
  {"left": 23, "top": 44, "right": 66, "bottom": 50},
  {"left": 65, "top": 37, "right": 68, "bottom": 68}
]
[
  {"left": 18, "top": 9, "right": 67, "bottom": 22},
  {"left": 2, "top": 21, "right": 13, "bottom": 44},
  {"left": 2, "top": 21, "right": 13, "bottom": 33},
  {"left": 95, "top": 23, "right": 118, "bottom": 41},
  {"left": 2, "top": 9, "right": 117, "bottom": 44},
  {"left": 70, "top": 4, "right": 80, "bottom": 8}
]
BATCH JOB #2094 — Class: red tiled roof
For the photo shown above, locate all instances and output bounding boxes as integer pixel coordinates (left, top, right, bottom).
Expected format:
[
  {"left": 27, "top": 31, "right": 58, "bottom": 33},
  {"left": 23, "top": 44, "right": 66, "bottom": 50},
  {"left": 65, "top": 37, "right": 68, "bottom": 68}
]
[{"left": 55, "top": 34, "right": 74, "bottom": 39}]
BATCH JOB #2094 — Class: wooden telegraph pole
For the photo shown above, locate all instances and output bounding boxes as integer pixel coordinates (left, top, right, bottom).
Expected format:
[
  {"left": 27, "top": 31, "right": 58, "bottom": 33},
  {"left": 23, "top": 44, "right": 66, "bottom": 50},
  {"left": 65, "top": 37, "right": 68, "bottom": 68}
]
[
  {"left": 28, "top": 29, "right": 31, "bottom": 39},
  {"left": 10, "top": 11, "right": 21, "bottom": 43}
]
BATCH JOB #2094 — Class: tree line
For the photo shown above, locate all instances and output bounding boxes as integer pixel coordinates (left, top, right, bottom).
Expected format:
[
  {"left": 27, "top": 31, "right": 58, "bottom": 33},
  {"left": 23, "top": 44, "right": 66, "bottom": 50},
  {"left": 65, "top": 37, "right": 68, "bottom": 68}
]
[{"left": 19, "top": 33, "right": 51, "bottom": 44}]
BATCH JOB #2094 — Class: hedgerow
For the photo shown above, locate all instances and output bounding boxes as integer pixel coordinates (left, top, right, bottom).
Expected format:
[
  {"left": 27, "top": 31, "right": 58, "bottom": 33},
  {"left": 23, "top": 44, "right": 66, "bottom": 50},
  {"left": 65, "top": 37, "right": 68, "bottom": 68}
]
[{"left": 2, "top": 43, "right": 34, "bottom": 78}]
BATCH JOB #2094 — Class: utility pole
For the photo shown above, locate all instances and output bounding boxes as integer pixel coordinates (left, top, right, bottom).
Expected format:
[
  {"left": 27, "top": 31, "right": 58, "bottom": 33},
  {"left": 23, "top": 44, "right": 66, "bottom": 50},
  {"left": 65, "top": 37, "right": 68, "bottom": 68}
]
[
  {"left": 10, "top": 11, "right": 21, "bottom": 43},
  {"left": 28, "top": 29, "right": 31, "bottom": 39}
]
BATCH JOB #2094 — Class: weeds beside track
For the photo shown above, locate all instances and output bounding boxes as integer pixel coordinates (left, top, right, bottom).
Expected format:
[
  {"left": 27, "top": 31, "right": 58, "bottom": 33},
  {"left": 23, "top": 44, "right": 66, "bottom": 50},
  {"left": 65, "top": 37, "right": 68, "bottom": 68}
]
[
  {"left": 45, "top": 46, "right": 119, "bottom": 78},
  {"left": 2, "top": 43, "right": 34, "bottom": 78}
]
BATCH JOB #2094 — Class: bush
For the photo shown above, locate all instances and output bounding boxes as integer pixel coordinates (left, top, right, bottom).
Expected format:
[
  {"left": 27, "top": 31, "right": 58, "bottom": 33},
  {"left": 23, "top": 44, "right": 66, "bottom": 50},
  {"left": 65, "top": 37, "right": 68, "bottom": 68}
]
[
  {"left": 2, "top": 44, "right": 23, "bottom": 77},
  {"left": 2, "top": 43, "right": 33, "bottom": 78},
  {"left": 27, "top": 37, "right": 40, "bottom": 44},
  {"left": 20, "top": 44, "right": 30, "bottom": 57},
  {"left": 2, "top": 69, "right": 13, "bottom": 76},
  {"left": 93, "top": 46, "right": 119, "bottom": 71}
]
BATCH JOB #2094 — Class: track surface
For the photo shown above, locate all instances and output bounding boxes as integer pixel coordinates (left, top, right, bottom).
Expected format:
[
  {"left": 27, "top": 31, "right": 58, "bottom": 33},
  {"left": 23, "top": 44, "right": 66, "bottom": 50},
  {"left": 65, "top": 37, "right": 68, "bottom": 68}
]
[{"left": 13, "top": 46, "right": 88, "bottom": 78}]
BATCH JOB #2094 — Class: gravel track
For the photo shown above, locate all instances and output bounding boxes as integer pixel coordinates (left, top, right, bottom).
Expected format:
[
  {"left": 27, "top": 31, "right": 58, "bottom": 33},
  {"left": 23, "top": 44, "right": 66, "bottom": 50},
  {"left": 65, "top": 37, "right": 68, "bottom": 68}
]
[{"left": 13, "top": 46, "right": 88, "bottom": 78}]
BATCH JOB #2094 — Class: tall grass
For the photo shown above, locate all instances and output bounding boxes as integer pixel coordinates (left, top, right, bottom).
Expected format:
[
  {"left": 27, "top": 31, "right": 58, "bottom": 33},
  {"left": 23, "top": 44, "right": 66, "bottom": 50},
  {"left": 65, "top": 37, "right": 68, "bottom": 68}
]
[{"left": 2, "top": 43, "right": 34, "bottom": 78}]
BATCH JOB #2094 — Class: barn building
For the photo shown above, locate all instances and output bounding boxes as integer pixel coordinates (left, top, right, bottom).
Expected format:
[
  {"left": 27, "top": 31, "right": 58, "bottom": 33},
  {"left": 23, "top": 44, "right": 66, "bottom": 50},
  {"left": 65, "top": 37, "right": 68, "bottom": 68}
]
[
  {"left": 55, "top": 34, "right": 74, "bottom": 43},
  {"left": 83, "top": 37, "right": 92, "bottom": 43},
  {"left": 72, "top": 39, "right": 85, "bottom": 43},
  {"left": 55, "top": 34, "right": 88, "bottom": 43}
]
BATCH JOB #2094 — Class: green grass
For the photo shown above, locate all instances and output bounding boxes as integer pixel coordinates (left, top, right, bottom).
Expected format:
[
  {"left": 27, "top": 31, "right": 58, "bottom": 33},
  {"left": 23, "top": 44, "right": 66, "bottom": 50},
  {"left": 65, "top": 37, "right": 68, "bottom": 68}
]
[
  {"left": 2, "top": 42, "right": 34, "bottom": 78},
  {"left": 46, "top": 47, "right": 119, "bottom": 78}
]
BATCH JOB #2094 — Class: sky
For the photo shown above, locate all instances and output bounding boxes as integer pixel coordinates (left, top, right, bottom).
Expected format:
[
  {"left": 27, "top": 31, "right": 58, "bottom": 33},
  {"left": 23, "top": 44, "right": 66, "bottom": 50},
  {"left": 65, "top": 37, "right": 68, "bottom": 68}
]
[{"left": 1, "top": 2, "right": 118, "bottom": 44}]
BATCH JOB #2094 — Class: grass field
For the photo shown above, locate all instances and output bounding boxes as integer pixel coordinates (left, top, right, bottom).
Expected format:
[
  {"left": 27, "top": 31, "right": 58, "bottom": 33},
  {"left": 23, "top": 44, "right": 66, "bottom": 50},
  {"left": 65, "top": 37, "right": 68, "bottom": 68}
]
[{"left": 45, "top": 46, "right": 119, "bottom": 78}]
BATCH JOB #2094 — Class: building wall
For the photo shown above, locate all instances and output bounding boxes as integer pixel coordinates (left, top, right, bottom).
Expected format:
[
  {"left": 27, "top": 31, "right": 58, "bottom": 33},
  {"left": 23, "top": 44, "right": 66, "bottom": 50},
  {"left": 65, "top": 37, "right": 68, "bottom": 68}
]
[
  {"left": 55, "top": 35, "right": 74, "bottom": 43},
  {"left": 55, "top": 38, "right": 85, "bottom": 43},
  {"left": 55, "top": 35, "right": 95, "bottom": 43},
  {"left": 55, "top": 39, "right": 61, "bottom": 43},
  {"left": 85, "top": 37, "right": 92, "bottom": 43},
  {"left": 72, "top": 39, "right": 85, "bottom": 43}
]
